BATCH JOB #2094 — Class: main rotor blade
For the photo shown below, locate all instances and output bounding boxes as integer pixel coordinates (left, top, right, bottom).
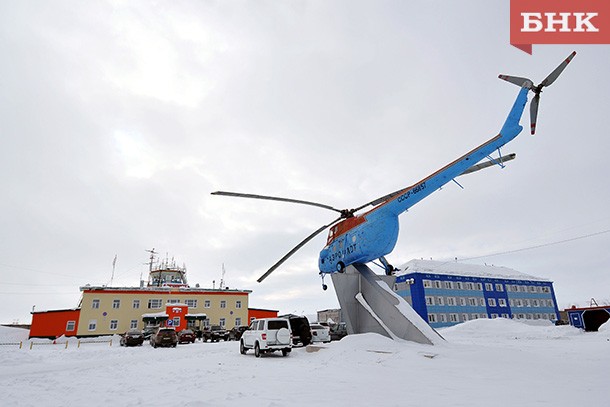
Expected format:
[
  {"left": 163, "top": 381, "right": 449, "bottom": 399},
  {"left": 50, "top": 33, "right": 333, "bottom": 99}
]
[
  {"left": 257, "top": 216, "right": 343, "bottom": 283},
  {"left": 211, "top": 191, "right": 343, "bottom": 214},
  {"left": 530, "top": 93, "right": 540, "bottom": 135},
  {"left": 540, "top": 51, "right": 576, "bottom": 88}
]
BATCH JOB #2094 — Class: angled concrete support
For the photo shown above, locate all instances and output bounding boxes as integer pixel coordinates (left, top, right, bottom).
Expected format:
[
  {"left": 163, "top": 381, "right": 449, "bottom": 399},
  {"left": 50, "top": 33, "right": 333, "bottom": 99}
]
[{"left": 331, "top": 264, "right": 443, "bottom": 345}]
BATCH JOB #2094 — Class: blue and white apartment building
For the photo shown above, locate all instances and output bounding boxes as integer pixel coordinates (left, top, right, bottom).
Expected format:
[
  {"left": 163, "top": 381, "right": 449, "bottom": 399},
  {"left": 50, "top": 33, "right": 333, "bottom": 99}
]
[{"left": 394, "top": 259, "right": 560, "bottom": 328}]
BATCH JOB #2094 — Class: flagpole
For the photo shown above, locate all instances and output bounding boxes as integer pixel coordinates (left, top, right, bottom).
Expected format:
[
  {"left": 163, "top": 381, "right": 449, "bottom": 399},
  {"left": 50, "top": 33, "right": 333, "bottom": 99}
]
[{"left": 111, "top": 254, "right": 117, "bottom": 286}]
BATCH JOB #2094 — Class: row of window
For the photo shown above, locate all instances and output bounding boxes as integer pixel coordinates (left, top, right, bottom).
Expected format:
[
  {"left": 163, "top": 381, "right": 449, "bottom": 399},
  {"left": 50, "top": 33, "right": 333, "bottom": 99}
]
[
  {"left": 423, "top": 280, "right": 487, "bottom": 291},
  {"left": 91, "top": 298, "right": 242, "bottom": 310},
  {"left": 422, "top": 279, "right": 551, "bottom": 294},
  {"left": 426, "top": 296, "right": 555, "bottom": 309},
  {"left": 427, "top": 313, "right": 556, "bottom": 324},
  {"left": 86, "top": 317, "right": 243, "bottom": 332},
  {"left": 426, "top": 296, "right": 487, "bottom": 307},
  {"left": 510, "top": 298, "right": 555, "bottom": 308}
]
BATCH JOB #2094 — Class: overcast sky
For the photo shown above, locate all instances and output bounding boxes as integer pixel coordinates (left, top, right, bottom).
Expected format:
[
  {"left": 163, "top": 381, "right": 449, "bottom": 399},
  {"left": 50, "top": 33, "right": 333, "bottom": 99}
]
[{"left": 1, "top": 1, "right": 609, "bottom": 324}]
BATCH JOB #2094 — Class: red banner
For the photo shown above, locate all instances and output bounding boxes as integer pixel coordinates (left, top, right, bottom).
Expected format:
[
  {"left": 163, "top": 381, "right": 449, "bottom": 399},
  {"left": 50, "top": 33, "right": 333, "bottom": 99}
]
[{"left": 510, "top": 0, "right": 610, "bottom": 54}]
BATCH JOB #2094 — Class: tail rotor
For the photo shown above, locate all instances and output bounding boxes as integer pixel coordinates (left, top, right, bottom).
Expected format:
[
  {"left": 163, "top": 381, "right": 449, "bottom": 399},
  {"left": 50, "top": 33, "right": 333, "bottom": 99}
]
[{"left": 499, "top": 51, "right": 576, "bottom": 135}]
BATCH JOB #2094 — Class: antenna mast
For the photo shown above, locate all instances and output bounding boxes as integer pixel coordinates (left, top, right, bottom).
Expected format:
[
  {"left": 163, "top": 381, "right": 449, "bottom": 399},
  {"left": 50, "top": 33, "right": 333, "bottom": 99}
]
[{"left": 144, "top": 248, "right": 157, "bottom": 285}]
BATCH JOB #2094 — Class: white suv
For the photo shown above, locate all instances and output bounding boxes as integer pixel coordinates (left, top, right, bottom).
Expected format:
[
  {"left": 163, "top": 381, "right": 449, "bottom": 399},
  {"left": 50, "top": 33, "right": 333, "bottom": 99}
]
[{"left": 240, "top": 318, "right": 292, "bottom": 357}]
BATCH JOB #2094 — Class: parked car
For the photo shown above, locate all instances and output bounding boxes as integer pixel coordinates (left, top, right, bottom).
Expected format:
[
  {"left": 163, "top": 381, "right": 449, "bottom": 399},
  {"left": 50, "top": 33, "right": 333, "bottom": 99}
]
[
  {"left": 150, "top": 327, "right": 178, "bottom": 348},
  {"left": 240, "top": 318, "right": 292, "bottom": 357},
  {"left": 177, "top": 329, "right": 196, "bottom": 344},
  {"left": 310, "top": 323, "right": 331, "bottom": 343},
  {"left": 142, "top": 325, "right": 159, "bottom": 340},
  {"left": 330, "top": 322, "right": 348, "bottom": 341},
  {"left": 120, "top": 328, "right": 144, "bottom": 347},
  {"left": 228, "top": 325, "right": 248, "bottom": 341},
  {"left": 202, "top": 325, "right": 229, "bottom": 342},
  {"left": 279, "top": 314, "right": 312, "bottom": 346}
]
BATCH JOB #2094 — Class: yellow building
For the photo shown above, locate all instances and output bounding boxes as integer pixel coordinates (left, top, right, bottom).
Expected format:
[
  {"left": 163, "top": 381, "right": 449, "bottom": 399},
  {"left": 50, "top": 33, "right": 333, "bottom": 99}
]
[{"left": 77, "top": 285, "right": 250, "bottom": 336}]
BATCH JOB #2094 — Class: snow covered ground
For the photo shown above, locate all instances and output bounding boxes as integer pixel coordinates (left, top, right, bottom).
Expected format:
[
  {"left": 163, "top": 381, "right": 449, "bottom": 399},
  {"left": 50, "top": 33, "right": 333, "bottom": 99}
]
[{"left": 1, "top": 319, "right": 608, "bottom": 406}]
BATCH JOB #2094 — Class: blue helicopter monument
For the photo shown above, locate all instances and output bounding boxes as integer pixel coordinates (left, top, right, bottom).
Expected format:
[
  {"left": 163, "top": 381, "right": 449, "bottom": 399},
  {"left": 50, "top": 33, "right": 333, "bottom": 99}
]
[{"left": 213, "top": 52, "right": 576, "bottom": 345}]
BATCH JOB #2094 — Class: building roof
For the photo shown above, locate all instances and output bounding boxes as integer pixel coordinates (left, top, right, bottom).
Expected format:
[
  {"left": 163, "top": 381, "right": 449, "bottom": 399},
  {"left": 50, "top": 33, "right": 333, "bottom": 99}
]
[
  {"left": 79, "top": 285, "right": 251, "bottom": 294},
  {"left": 396, "top": 259, "right": 550, "bottom": 282}
]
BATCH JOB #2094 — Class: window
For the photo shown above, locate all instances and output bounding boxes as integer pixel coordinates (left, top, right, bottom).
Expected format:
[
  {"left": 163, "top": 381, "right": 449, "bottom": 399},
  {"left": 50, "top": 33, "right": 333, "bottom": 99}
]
[
  {"left": 542, "top": 286, "right": 550, "bottom": 293},
  {"left": 449, "top": 314, "right": 458, "bottom": 322},
  {"left": 133, "top": 299, "right": 140, "bottom": 309},
  {"left": 167, "top": 299, "right": 180, "bottom": 304},
  {"left": 461, "top": 314, "right": 469, "bottom": 322},
  {"left": 185, "top": 299, "right": 197, "bottom": 308},
  {"left": 468, "top": 298, "right": 477, "bottom": 306},
  {"left": 148, "top": 299, "right": 162, "bottom": 309},
  {"left": 236, "top": 300, "right": 242, "bottom": 309},
  {"left": 456, "top": 282, "right": 463, "bottom": 290},
  {"left": 204, "top": 300, "right": 211, "bottom": 308},
  {"left": 220, "top": 300, "right": 227, "bottom": 309},
  {"left": 88, "top": 320, "right": 97, "bottom": 331},
  {"left": 173, "top": 317, "right": 180, "bottom": 327},
  {"left": 475, "top": 283, "right": 483, "bottom": 291},
  {"left": 532, "top": 299, "right": 539, "bottom": 307},
  {"left": 465, "top": 282, "right": 473, "bottom": 290},
  {"left": 112, "top": 299, "right": 120, "bottom": 309},
  {"left": 439, "top": 314, "right": 447, "bottom": 323},
  {"left": 495, "top": 284, "right": 504, "bottom": 292},
  {"left": 436, "top": 297, "right": 445, "bottom": 306},
  {"left": 444, "top": 281, "right": 453, "bottom": 289},
  {"left": 434, "top": 280, "right": 442, "bottom": 289},
  {"left": 423, "top": 280, "right": 432, "bottom": 288},
  {"left": 425, "top": 296, "right": 435, "bottom": 306},
  {"left": 428, "top": 314, "right": 437, "bottom": 323},
  {"left": 66, "top": 321, "right": 76, "bottom": 331},
  {"left": 235, "top": 317, "right": 242, "bottom": 327},
  {"left": 512, "top": 285, "right": 518, "bottom": 292},
  {"left": 130, "top": 320, "right": 138, "bottom": 329},
  {"left": 488, "top": 298, "right": 497, "bottom": 307},
  {"left": 110, "top": 320, "right": 118, "bottom": 330},
  {"left": 219, "top": 318, "right": 226, "bottom": 327},
  {"left": 485, "top": 283, "right": 493, "bottom": 291},
  {"left": 491, "top": 313, "right": 498, "bottom": 319},
  {"left": 447, "top": 297, "right": 456, "bottom": 306},
  {"left": 499, "top": 298, "right": 507, "bottom": 307},
  {"left": 459, "top": 297, "right": 466, "bottom": 306},
  {"left": 547, "top": 299, "right": 554, "bottom": 307},
  {"left": 92, "top": 299, "right": 100, "bottom": 309},
  {"left": 525, "top": 299, "right": 531, "bottom": 307},
  {"left": 479, "top": 298, "right": 485, "bottom": 306}
]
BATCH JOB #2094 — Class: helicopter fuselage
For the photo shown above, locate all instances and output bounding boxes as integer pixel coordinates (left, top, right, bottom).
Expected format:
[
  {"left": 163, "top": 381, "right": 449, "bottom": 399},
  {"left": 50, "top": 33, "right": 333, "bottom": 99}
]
[{"left": 318, "top": 212, "right": 399, "bottom": 273}]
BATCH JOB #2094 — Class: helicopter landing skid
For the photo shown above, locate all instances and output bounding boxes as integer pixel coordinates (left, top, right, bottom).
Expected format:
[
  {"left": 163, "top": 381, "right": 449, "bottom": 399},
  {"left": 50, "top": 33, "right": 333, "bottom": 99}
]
[{"left": 320, "top": 272, "right": 328, "bottom": 291}]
